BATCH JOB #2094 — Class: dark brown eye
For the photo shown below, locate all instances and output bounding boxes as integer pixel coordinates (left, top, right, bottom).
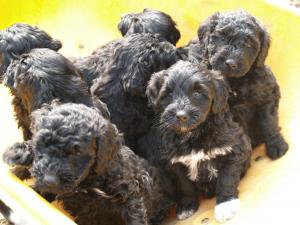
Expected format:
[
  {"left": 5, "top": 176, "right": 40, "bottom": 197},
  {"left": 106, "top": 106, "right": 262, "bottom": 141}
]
[
  {"left": 245, "top": 42, "right": 252, "bottom": 48},
  {"left": 193, "top": 92, "right": 201, "bottom": 98},
  {"left": 72, "top": 145, "right": 82, "bottom": 156}
]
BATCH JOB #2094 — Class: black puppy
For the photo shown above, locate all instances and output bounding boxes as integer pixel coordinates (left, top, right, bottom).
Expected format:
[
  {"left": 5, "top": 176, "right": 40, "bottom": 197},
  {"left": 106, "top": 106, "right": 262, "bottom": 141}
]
[
  {"left": 139, "top": 61, "right": 251, "bottom": 222},
  {"left": 72, "top": 9, "right": 180, "bottom": 88},
  {"left": 14, "top": 102, "right": 174, "bottom": 225},
  {"left": 0, "top": 23, "right": 61, "bottom": 77},
  {"left": 91, "top": 33, "right": 179, "bottom": 151},
  {"left": 2, "top": 48, "right": 109, "bottom": 179},
  {"left": 183, "top": 10, "right": 288, "bottom": 159},
  {"left": 118, "top": 8, "right": 181, "bottom": 45}
]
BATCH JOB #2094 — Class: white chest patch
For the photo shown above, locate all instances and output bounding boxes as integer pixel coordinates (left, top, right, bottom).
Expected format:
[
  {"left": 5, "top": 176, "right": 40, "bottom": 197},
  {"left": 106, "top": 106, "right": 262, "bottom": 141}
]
[{"left": 170, "top": 146, "right": 232, "bottom": 181}]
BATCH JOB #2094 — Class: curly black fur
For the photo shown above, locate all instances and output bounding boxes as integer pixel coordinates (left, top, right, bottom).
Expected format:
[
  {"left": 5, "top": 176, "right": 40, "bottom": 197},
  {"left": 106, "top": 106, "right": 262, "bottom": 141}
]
[
  {"left": 91, "top": 33, "right": 179, "bottom": 151},
  {"left": 0, "top": 23, "right": 62, "bottom": 78},
  {"left": 2, "top": 49, "right": 109, "bottom": 179},
  {"left": 72, "top": 9, "right": 180, "bottom": 88},
  {"left": 138, "top": 61, "right": 251, "bottom": 220},
  {"left": 71, "top": 39, "right": 121, "bottom": 88},
  {"left": 118, "top": 8, "right": 180, "bottom": 45},
  {"left": 18, "top": 102, "right": 174, "bottom": 225},
  {"left": 182, "top": 10, "right": 288, "bottom": 159}
]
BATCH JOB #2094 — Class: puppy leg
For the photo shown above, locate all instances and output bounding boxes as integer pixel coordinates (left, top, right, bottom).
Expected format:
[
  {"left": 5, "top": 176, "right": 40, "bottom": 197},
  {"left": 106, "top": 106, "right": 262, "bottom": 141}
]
[
  {"left": 2, "top": 141, "right": 33, "bottom": 180},
  {"left": 12, "top": 96, "right": 32, "bottom": 140},
  {"left": 171, "top": 164, "right": 199, "bottom": 220},
  {"left": 214, "top": 148, "right": 248, "bottom": 223},
  {"left": 123, "top": 197, "right": 149, "bottom": 225},
  {"left": 258, "top": 100, "right": 289, "bottom": 159}
]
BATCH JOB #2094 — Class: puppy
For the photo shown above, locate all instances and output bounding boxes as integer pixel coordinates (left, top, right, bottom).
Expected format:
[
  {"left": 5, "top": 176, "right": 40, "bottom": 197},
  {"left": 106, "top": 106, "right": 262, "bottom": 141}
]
[
  {"left": 140, "top": 61, "right": 251, "bottom": 222},
  {"left": 184, "top": 10, "right": 288, "bottom": 159},
  {"left": 2, "top": 48, "right": 109, "bottom": 179},
  {"left": 91, "top": 33, "right": 179, "bottom": 151},
  {"left": 118, "top": 8, "right": 181, "bottom": 45},
  {"left": 0, "top": 23, "right": 61, "bottom": 77},
  {"left": 15, "top": 102, "right": 174, "bottom": 225},
  {"left": 72, "top": 9, "right": 180, "bottom": 88}
]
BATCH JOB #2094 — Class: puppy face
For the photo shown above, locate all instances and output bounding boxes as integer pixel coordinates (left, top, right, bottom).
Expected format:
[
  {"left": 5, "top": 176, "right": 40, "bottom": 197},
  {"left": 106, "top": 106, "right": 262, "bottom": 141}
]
[
  {"left": 198, "top": 11, "right": 270, "bottom": 77},
  {"left": 31, "top": 103, "right": 120, "bottom": 195},
  {"left": 147, "top": 61, "right": 228, "bottom": 134},
  {"left": 0, "top": 23, "right": 62, "bottom": 78},
  {"left": 118, "top": 8, "right": 180, "bottom": 45}
]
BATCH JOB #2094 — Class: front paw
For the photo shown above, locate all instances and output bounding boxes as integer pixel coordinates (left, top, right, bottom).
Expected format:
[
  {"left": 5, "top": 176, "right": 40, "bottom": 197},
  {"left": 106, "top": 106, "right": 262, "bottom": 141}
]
[
  {"left": 266, "top": 135, "right": 289, "bottom": 159},
  {"left": 3, "top": 142, "right": 33, "bottom": 166},
  {"left": 214, "top": 198, "right": 240, "bottom": 223},
  {"left": 176, "top": 198, "right": 199, "bottom": 220}
]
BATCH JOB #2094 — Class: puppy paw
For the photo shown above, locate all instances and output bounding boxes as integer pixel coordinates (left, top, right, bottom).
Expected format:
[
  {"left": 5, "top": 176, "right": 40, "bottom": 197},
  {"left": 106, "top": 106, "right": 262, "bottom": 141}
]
[
  {"left": 176, "top": 200, "right": 199, "bottom": 220},
  {"left": 214, "top": 198, "right": 240, "bottom": 223},
  {"left": 266, "top": 135, "right": 289, "bottom": 159},
  {"left": 3, "top": 142, "right": 33, "bottom": 166},
  {"left": 11, "top": 166, "right": 31, "bottom": 180}
]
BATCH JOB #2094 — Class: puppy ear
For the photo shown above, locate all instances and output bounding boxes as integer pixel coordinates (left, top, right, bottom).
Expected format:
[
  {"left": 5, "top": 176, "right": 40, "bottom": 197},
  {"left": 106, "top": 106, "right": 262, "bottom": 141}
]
[
  {"left": 92, "top": 96, "right": 110, "bottom": 119},
  {"left": 2, "top": 60, "right": 18, "bottom": 88},
  {"left": 30, "top": 101, "right": 58, "bottom": 132},
  {"left": 48, "top": 39, "right": 62, "bottom": 51},
  {"left": 211, "top": 74, "right": 229, "bottom": 114},
  {"left": 118, "top": 15, "right": 131, "bottom": 36},
  {"left": 93, "top": 121, "right": 122, "bottom": 174},
  {"left": 146, "top": 70, "right": 167, "bottom": 107},
  {"left": 197, "top": 12, "right": 220, "bottom": 42},
  {"left": 254, "top": 22, "right": 270, "bottom": 67}
]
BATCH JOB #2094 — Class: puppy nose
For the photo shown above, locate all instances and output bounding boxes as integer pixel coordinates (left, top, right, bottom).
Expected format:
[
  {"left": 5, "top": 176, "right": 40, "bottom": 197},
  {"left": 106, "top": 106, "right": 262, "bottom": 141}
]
[
  {"left": 43, "top": 174, "right": 59, "bottom": 187},
  {"left": 225, "top": 59, "right": 237, "bottom": 69},
  {"left": 176, "top": 110, "right": 189, "bottom": 122}
]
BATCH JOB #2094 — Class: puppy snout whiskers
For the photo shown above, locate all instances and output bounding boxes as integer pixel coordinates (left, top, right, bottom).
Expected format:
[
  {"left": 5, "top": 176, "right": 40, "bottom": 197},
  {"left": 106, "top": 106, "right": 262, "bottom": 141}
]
[
  {"left": 225, "top": 59, "right": 237, "bottom": 69},
  {"left": 176, "top": 110, "right": 189, "bottom": 122}
]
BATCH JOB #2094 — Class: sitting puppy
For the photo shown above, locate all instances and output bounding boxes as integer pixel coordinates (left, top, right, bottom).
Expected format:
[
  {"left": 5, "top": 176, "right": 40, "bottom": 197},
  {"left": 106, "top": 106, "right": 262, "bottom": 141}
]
[
  {"left": 118, "top": 8, "right": 181, "bottom": 45},
  {"left": 0, "top": 23, "right": 62, "bottom": 76},
  {"left": 13, "top": 102, "right": 175, "bottom": 225},
  {"left": 183, "top": 10, "right": 288, "bottom": 159},
  {"left": 139, "top": 61, "right": 251, "bottom": 222},
  {"left": 72, "top": 9, "right": 180, "bottom": 88},
  {"left": 2, "top": 48, "right": 109, "bottom": 179},
  {"left": 91, "top": 33, "right": 179, "bottom": 151}
]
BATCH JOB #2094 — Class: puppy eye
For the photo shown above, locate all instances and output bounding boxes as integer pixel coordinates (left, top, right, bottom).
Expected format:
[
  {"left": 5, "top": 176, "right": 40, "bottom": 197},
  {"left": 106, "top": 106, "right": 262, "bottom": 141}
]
[
  {"left": 72, "top": 145, "right": 82, "bottom": 156},
  {"left": 245, "top": 42, "right": 252, "bottom": 48},
  {"left": 193, "top": 92, "right": 202, "bottom": 98}
]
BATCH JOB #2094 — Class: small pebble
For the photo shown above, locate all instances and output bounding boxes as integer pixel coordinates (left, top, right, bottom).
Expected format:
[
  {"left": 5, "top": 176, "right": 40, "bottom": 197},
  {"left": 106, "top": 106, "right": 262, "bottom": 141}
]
[
  {"left": 201, "top": 217, "right": 209, "bottom": 224},
  {"left": 78, "top": 44, "right": 85, "bottom": 49},
  {"left": 254, "top": 156, "right": 263, "bottom": 162}
]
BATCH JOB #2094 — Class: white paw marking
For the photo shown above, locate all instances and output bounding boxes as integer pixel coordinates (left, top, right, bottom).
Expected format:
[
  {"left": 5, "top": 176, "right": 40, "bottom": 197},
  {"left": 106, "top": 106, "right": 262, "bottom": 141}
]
[
  {"left": 177, "top": 208, "right": 197, "bottom": 220},
  {"left": 214, "top": 198, "right": 240, "bottom": 223}
]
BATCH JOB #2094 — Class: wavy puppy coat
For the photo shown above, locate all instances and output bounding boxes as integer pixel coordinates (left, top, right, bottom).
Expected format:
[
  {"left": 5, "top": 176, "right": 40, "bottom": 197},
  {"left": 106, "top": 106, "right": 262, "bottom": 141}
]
[
  {"left": 72, "top": 8, "right": 180, "bottom": 88},
  {"left": 16, "top": 103, "right": 174, "bottom": 225},
  {"left": 183, "top": 10, "right": 288, "bottom": 159},
  {"left": 2, "top": 49, "right": 109, "bottom": 179},
  {"left": 118, "top": 8, "right": 180, "bottom": 45},
  {"left": 91, "top": 33, "right": 179, "bottom": 151},
  {"left": 0, "top": 23, "right": 61, "bottom": 77},
  {"left": 141, "top": 61, "right": 251, "bottom": 222}
]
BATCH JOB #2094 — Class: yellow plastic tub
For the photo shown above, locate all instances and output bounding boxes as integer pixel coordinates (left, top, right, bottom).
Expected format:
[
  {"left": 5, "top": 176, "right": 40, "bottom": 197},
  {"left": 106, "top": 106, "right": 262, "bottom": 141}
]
[{"left": 0, "top": 1, "right": 300, "bottom": 224}]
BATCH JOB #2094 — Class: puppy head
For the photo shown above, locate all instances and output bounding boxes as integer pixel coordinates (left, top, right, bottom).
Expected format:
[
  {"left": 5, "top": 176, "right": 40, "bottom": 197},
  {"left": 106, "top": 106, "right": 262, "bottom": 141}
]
[
  {"left": 118, "top": 8, "right": 180, "bottom": 45},
  {"left": 94, "top": 34, "right": 179, "bottom": 97},
  {"left": 198, "top": 10, "right": 270, "bottom": 77},
  {"left": 3, "top": 48, "right": 89, "bottom": 112},
  {"left": 0, "top": 23, "right": 62, "bottom": 78},
  {"left": 147, "top": 60, "right": 228, "bottom": 134},
  {"left": 31, "top": 103, "right": 121, "bottom": 195}
]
